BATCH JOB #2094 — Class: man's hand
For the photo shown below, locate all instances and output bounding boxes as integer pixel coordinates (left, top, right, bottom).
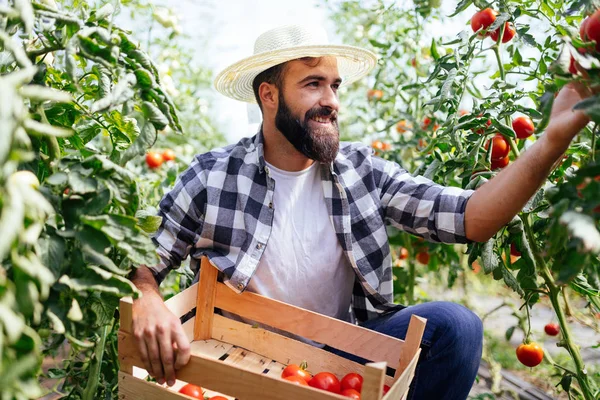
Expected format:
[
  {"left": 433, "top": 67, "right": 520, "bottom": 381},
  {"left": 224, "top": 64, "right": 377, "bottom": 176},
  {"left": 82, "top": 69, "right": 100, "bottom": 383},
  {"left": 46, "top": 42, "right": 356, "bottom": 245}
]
[
  {"left": 131, "top": 266, "right": 191, "bottom": 386},
  {"left": 545, "top": 82, "right": 592, "bottom": 147}
]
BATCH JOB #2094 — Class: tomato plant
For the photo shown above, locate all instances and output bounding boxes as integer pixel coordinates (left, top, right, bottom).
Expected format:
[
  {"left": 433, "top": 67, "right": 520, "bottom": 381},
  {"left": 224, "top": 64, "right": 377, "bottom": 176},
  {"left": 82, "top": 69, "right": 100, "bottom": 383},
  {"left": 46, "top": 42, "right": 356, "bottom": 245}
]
[
  {"left": 325, "top": 0, "right": 600, "bottom": 398},
  {"left": 0, "top": 0, "right": 224, "bottom": 398}
]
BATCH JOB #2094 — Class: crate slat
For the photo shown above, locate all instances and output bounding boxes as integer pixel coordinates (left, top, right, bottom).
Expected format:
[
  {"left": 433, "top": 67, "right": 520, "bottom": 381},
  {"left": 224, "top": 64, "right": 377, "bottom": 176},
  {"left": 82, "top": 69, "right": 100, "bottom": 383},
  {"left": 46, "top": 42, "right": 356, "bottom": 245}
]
[
  {"left": 119, "top": 372, "right": 191, "bottom": 400},
  {"left": 262, "top": 360, "right": 286, "bottom": 379},
  {"left": 190, "top": 339, "right": 234, "bottom": 360},
  {"left": 221, "top": 347, "right": 271, "bottom": 373},
  {"left": 214, "top": 283, "right": 404, "bottom": 367},
  {"left": 211, "top": 313, "right": 396, "bottom": 387},
  {"left": 382, "top": 349, "right": 421, "bottom": 400}
]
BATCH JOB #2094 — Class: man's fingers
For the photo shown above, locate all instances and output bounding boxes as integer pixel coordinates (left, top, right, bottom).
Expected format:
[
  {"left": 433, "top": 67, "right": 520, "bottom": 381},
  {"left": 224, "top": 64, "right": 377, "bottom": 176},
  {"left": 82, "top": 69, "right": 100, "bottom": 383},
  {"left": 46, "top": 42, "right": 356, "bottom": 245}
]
[
  {"left": 173, "top": 327, "right": 191, "bottom": 370},
  {"left": 158, "top": 328, "right": 176, "bottom": 386},
  {"left": 146, "top": 332, "right": 165, "bottom": 383},
  {"left": 135, "top": 334, "right": 154, "bottom": 377}
]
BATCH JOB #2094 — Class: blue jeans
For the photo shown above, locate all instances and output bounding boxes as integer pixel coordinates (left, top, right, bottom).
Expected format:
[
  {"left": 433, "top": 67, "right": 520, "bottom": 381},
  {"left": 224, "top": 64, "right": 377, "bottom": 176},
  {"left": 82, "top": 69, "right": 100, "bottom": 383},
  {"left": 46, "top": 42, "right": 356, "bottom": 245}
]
[{"left": 325, "top": 301, "right": 483, "bottom": 400}]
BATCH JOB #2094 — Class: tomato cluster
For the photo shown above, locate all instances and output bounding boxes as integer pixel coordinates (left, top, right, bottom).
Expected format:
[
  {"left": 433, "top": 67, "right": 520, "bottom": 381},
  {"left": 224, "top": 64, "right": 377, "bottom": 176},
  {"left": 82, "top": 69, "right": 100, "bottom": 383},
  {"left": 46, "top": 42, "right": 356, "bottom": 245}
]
[
  {"left": 145, "top": 149, "right": 177, "bottom": 169},
  {"left": 281, "top": 363, "right": 392, "bottom": 398},
  {"left": 470, "top": 8, "right": 516, "bottom": 43}
]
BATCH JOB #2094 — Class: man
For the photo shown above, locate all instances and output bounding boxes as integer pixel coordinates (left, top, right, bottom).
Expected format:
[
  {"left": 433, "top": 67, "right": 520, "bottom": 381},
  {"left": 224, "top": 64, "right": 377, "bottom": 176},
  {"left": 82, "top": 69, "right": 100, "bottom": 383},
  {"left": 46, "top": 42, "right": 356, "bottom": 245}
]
[{"left": 131, "top": 25, "right": 591, "bottom": 399}]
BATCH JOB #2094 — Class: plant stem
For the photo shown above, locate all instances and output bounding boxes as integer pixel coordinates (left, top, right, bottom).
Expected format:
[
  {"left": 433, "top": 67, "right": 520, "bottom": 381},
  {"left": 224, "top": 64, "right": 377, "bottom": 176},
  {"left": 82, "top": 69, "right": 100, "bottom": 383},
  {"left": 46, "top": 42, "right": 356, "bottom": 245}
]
[
  {"left": 522, "top": 215, "right": 595, "bottom": 400},
  {"left": 407, "top": 260, "right": 415, "bottom": 305},
  {"left": 562, "top": 286, "right": 574, "bottom": 317},
  {"left": 82, "top": 325, "right": 109, "bottom": 400}
]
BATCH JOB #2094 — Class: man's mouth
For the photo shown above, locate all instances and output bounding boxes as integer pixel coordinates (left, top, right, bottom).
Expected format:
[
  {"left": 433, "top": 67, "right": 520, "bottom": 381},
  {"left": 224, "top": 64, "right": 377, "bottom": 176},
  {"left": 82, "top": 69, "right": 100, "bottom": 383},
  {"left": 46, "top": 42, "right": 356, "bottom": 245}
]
[{"left": 310, "top": 115, "right": 335, "bottom": 125}]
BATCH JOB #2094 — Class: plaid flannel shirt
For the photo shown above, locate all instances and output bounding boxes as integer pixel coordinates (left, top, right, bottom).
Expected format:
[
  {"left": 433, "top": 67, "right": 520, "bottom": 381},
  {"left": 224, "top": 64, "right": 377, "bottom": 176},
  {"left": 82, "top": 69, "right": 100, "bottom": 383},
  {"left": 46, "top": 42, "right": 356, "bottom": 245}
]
[{"left": 150, "top": 130, "right": 474, "bottom": 323}]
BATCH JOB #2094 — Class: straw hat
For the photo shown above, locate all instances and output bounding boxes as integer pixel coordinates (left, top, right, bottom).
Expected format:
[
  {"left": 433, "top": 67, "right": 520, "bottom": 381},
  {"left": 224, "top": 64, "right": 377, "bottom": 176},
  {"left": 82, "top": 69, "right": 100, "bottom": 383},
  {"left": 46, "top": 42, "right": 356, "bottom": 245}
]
[{"left": 213, "top": 24, "right": 378, "bottom": 103}]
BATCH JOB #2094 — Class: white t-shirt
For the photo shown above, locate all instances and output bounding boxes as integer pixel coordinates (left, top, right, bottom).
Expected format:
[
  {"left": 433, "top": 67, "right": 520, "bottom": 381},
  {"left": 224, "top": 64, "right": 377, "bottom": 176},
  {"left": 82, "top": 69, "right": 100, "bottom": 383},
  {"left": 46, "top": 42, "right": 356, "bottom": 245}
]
[{"left": 222, "top": 160, "right": 355, "bottom": 344}]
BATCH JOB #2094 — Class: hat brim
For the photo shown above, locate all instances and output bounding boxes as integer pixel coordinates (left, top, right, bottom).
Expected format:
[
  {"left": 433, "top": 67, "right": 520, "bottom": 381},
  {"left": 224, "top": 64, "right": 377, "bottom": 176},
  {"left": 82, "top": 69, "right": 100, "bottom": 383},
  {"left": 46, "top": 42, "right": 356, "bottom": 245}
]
[{"left": 213, "top": 44, "right": 378, "bottom": 103}]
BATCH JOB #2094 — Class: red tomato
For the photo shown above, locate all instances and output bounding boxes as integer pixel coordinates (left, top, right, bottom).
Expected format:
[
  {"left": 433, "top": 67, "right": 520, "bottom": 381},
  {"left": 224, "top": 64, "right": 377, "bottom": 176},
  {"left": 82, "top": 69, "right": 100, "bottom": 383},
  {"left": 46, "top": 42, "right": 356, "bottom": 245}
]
[
  {"left": 209, "top": 397, "right": 228, "bottom": 400},
  {"left": 474, "top": 115, "right": 491, "bottom": 135},
  {"left": 178, "top": 383, "right": 203, "bottom": 399},
  {"left": 584, "top": 10, "right": 600, "bottom": 51},
  {"left": 490, "top": 22, "right": 516, "bottom": 43},
  {"left": 569, "top": 56, "right": 578, "bottom": 74},
  {"left": 491, "top": 156, "right": 509, "bottom": 170},
  {"left": 284, "top": 376, "right": 308, "bottom": 386},
  {"left": 512, "top": 116, "right": 535, "bottom": 139},
  {"left": 341, "top": 388, "right": 361, "bottom": 399},
  {"left": 510, "top": 242, "right": 521, "bottom": 257},
  {"left": 371, "top": 140, "right": 384, "bottom": 151},
  {"left": 422, "top": 116, "right": 432, "bottom": 129},
  {"left": 544, "top": 323, "right": 560, "bottom": 336},
  {"left": 340, "top": 373, "right": 363, "bottom": 392},
  {"left": 162, "top": 149, "right": 176, "bottom": 161},
  {"left": 146, "top": 151, "right": 163, "bottom": 169},
  {"left": 309, "top": 372, "right": 341, "bottom": 394},
  {"left": 383, "top": 384, "right": 391, "bottom": 394},
  {"left": 367, "top": 89, "right": 383, "bottom": 100},
  {"left": 396, "top": 120, "right": 412, "bottom": 133},
  {"left": 581, "top": 16, "right": 590, "bottom": 40},
  {"left": 399, "top": 247, "right": 409, "bottom": 260},
  {"left": 516, "top": 343, "right": 544, "bottom": 367},
  {"left": 281, "top": 364, "right": 312, "bottom": 382},
  {"left": 485, "top": 134, "right": 510, "bottom": 160},
  {"left": 471, "top": 8, "right": 498, "bottom": 36},
  {"left": 416, "top": 252, "right": 430, "bottom": 265}
]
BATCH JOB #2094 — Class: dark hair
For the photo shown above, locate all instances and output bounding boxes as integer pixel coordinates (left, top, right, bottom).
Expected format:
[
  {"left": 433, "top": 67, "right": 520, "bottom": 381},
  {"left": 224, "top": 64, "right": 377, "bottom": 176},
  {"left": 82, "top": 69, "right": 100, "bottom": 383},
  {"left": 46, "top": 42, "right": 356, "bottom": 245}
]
[
  {"left": 252, "top": 63, "right": 286, "bottom": 112},
  {"left": 252, "top": 57, "right": 321, "bottom": 112}
]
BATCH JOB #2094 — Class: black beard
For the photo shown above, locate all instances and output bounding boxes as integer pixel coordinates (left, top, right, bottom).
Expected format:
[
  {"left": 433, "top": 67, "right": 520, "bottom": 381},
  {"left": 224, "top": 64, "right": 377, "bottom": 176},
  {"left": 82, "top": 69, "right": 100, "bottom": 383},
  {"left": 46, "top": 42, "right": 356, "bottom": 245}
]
[{"left": 274, "top": 92, "right": 339, "bottom": 164}]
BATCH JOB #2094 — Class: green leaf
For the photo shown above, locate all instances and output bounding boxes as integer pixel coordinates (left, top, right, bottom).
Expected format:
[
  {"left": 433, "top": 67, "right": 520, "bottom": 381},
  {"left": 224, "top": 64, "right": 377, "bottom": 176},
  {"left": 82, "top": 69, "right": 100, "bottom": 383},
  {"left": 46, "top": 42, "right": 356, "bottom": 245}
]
[
  {"left": 505, "top": 326, "right": 516, "bottom": 341},
  {"left": 19, "top": 85, "right": 73, "bottom": 103},
  {"left": 58, "top": 268, "right": 138, "bottom": 297},
  {"left": 119, "top": 119, "right": 157, "bottom": 166},
  {"left": 430, "top": 39, "right": 440, "bottom": 61},
  {"left": 559, "top": 211, "right": 600, "bottom": 253},
  {"left": 135, "top": 209, "right": 162, "bottom": 234},
  {"left": 45, "top": 172, "right": 69, "bottom": 186},
  {"left": 449, "top": 0, "right": 472, "bottom": 17},
  {"left": 502, "top": 265, "right": 524, "bottom": 296},
  {"left": 23, "top": 119, "right": 73, "bottom": 137},
  {"left": 142, "top": 101, "right": 169, "bottom": 130},
  {"left": 69, "top": 171, "right": 98, "bottom": 194},
  {"left": 490, "top": 119, "right": 516, "bottom": 139},
  {"left": 81, "top": 243, "right": 128, "bottom": 276},
  {"left": 481, "top": 239, "right": 500, "bottom": 274}
]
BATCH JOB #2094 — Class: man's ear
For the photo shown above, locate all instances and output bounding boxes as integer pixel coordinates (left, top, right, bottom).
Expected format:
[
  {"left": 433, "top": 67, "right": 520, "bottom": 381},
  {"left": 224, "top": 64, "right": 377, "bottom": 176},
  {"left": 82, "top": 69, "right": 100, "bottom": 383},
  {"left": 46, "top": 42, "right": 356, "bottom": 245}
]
[{"left": 259, "top": 82, "right": 278, "bottom": 111}]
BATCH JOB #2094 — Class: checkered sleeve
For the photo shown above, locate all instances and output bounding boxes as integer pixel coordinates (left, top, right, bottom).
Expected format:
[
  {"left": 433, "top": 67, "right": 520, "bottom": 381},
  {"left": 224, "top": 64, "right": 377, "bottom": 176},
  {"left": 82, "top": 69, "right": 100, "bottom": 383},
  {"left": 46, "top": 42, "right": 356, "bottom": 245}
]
[
  {"left": 148, "top": 157, "right": 209, "bottom": 285},
  {"left": 376, "top": 158, "right": 474, "bottom": 244}
]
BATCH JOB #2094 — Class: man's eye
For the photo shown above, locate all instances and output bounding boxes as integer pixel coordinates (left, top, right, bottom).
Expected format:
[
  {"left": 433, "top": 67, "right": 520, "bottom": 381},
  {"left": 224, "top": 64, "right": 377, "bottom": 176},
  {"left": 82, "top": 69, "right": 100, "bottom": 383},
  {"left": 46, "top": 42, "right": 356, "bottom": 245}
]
[
  {"left": 332, "top": 84, "right": 340, "bottom": 90},
  {"left": 308, "top": 82, "right": 319, "bottom": 87}
]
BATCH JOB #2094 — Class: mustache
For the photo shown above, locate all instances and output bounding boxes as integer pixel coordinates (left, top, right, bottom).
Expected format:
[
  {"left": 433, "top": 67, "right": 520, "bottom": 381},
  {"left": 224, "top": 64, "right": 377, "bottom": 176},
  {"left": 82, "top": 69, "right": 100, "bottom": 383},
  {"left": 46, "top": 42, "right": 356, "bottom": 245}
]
[{"left": 305, "top": 107, "right": 338, "bottom": 121}]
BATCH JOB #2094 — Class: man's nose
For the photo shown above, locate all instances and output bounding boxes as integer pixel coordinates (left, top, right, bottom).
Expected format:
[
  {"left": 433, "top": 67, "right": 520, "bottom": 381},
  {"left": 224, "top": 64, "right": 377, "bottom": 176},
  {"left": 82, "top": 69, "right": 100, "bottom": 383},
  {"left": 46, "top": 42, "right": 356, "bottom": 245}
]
[{"left": 320, "top": 86, "right": 340, "bottom": 111}]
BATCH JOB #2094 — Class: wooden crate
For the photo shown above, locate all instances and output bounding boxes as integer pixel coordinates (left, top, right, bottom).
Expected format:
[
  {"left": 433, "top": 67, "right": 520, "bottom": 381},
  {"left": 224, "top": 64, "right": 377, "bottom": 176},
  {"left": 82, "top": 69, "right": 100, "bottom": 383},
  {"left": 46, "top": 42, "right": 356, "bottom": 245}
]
[{"left": 118, "top": 257, "right": 426, "bottom": 400}]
